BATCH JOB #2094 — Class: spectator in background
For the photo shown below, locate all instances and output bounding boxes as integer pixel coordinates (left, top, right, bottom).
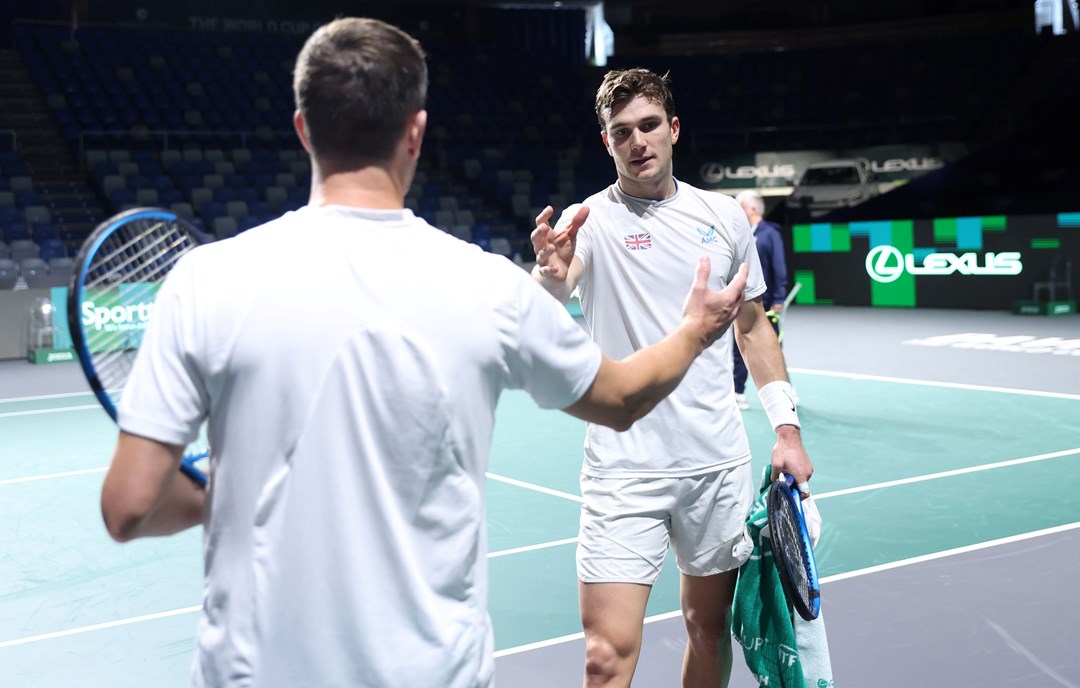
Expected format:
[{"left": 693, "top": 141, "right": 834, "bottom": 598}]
[{"left": 733, "top": 189, "right": 793, "bottom": 410}]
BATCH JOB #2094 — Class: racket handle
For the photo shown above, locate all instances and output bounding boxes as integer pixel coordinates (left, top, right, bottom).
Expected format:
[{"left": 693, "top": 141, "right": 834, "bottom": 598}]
[{"left": 180, "top": 455, "right": 208, "bottom": 487}]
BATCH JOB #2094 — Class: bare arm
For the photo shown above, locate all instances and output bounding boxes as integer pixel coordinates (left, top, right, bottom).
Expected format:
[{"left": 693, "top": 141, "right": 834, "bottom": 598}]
[
  {"left": 564, "top": 258, "right": 748, "bottom": 430},
  {"left": 734, "top": 299, "right": 813, "bottom": 487},
  {"left": 530, "top": 205, "right": 586, "bottom": 303},
  {"left": 101, "top": 432, "right": 205, "bottom": 542},
  {"left": 734, "top": 298, "right": 788, "bottom": 385}
]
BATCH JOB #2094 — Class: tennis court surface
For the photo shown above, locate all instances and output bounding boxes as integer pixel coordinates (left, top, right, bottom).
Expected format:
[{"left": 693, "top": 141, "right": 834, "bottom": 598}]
[{"left": 2, "top": 305, "right": 1078, "bottom": 687}]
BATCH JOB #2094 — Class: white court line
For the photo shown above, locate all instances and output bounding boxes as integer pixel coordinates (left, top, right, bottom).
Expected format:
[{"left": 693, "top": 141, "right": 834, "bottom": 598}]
[
  {"left": 485, "top": 472, "right": 583, "bottom": 503},
  {"left": 0, "top": 405, "right": 100, "bottom": 419},
  {"left": 0, "top": 467, "right": 107, "bottom": 487},
  {"left": 813, "top": 447, "right": 1080, "bottom": 500},
  {"left": 488, "top": 537, "right": 578, "bottom": 559},
  {"left": 6, "top": 447, "right": 1079, "bottom": 501},
  {"left": 789, "top": 367, "right": 1080, "bottom": 401},
  {"left": 0, "top": 391, "right": 94, "bottom": 404},
  {"left": 0, "top": 539, "right": 579, "bottom": 650},
  {"left": 821, "top": 521, "right": 1080, "bottom": 583},
  {"left": 494, "top": 521, "right": 1080, "bottom": 657},
  {"left": 3, "top": 470, "right": 1077, "bottom": 650},
  {"left": 0, "top": 606, "right": 202, "bottom": 650},
  {"left": 2, "top": 447, "right": 1075, "bottom": 647}
]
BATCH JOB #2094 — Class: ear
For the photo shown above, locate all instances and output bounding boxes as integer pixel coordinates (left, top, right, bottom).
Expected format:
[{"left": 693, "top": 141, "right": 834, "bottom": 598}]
[
  {"left": 293, "top": 110, "right": 312, "bottom": 152},
  {"left": 406, "top": 109, "right": 427, "bottom": 159},
  {"left": 670, "top": 115, "right": 680, "bottom": 145},
  {"left": 601, "top": 131, "right": 613, "bottom": 157}
]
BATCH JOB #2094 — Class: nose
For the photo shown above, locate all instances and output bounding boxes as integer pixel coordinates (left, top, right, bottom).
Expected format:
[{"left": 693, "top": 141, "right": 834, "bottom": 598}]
[{"left": 630, "top": 129, "right": 646, "bottom": 148}]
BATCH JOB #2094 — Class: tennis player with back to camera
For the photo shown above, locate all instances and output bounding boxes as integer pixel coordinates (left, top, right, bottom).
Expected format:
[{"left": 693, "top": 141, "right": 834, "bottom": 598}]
[{"left": 97, "top": 17, "right": 753, "bottom": 688}]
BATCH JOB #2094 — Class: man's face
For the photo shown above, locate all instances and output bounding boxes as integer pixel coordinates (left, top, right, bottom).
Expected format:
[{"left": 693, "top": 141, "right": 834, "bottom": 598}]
[{"left": 601, "top": 95, "right": 679, "bottom": 192}]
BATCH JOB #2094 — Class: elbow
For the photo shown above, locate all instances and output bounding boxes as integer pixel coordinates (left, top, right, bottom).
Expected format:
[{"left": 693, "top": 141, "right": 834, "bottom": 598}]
[
  {"left": 103, "top": 511, "right": 141, "bottom": 543},
  {"left": 607, "top": 397, "right": 650, "bottom": 432},
  {"left": 608, "top": 415, "right": 636, "bottom": 433},
  {"left": 101, "top": 499, "right": 144, "bottom": 543}
]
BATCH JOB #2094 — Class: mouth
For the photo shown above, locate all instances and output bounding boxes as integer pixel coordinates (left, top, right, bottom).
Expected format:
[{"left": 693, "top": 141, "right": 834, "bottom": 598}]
[{"left": 630, "top": 156, "right": 652, "bottom": 169}]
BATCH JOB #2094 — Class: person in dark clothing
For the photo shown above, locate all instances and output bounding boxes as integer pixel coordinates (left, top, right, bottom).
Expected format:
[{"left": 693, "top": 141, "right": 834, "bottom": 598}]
[{"left": 732, "top": 190, "right": 795, "bottom": 409}]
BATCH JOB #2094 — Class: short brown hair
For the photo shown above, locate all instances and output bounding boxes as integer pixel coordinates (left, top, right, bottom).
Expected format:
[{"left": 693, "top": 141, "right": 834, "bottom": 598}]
[
  {"left": 293, "top": 18, "right": 428, "bottom": 172},
  {"left": 594, "top": 68, "right": 675, "bottom": 131}
]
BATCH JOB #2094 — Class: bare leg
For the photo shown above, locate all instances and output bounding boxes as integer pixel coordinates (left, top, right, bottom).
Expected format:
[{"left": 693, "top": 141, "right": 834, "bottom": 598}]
[
  {"left": 579, "top": 581, "right": 651, "bottom": 687},
  {"left": 680, "top": 569, "right": 739, "bottom": 688}
]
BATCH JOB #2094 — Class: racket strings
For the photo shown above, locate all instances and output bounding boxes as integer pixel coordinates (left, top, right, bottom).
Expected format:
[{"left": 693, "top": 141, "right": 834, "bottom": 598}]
[
  {"left": 776, "top": 498, "right": 811, "bottom": 602},
  {"left": 86, "top": 223, "right": 193, "bottom": 291},
  {"left": 82, "top": 219, "right": 198, "bottom": 405}
]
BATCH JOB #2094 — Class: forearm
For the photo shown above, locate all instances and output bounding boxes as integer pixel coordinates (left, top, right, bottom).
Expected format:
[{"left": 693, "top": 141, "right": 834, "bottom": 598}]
[
  {"left": 103, "top": 470, "right": 204, "bottom": 542},
  {"left": 736, "top": 317, "right": 788, "bottom": 386},
  {"left": 567, "top": 321, "right": 707, "bottom": 430},
  {"left": 102, "top": 434, "right": 206, "bottom": 542}
]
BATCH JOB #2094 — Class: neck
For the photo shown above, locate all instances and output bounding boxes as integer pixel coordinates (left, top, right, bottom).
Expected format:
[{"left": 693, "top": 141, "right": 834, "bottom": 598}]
[
  {"left": 307, "top": 158, "right": 413, "bottom": 210},
  {"left": 618, "top": 175, "right": 677, "bottom": 202}
]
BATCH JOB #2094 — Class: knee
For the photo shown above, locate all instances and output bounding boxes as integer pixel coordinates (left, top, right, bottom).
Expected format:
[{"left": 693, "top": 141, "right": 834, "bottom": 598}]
[
  {"left": 683, "top": 606, "right": 732, "bottom": 651},
  {"left": 584, "top": 634, "right": 636, "bottom": 684}
]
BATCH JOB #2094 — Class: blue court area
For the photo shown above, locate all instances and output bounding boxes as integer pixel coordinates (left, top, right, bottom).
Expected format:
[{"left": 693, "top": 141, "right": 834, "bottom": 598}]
[{"left": 2, "top": 364, "right": 1080, "bottom": 686}]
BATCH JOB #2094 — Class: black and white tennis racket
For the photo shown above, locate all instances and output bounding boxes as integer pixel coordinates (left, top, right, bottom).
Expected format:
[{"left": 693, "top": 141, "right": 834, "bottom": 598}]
[
  {"left": 67, "top": 207, "right": 210, "bottom": 487},
  {"left": 767, "top": 473, "right": 821, "bottom": 621}
]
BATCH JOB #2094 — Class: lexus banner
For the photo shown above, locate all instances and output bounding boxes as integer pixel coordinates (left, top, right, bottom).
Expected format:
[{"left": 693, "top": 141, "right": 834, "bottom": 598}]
[
  {"left": 681, "top": 143, "right": 967, "bottom": 190},
  {"left": 788, "top": 211, "right": 1079, "bottom": 309}
]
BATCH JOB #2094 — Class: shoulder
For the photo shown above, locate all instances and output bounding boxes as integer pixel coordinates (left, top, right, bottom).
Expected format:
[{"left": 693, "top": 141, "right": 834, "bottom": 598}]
[
  {"left": 557, "top": 186, "right": 619, "bottom": 230},
  {"left": 580, "top": 186, "right": 620, "bottom": 213},
  {"left": 682, "top": 183, "right": 742, "bottom": 216},
  {"left": 760, "top": 220, "right": 783, "bottom": 236}
]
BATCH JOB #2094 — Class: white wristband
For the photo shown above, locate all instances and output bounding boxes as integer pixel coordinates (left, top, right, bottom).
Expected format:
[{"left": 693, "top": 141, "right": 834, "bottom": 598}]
[{"left": 758, "top": 380, "right": 800, "bottom": 431}]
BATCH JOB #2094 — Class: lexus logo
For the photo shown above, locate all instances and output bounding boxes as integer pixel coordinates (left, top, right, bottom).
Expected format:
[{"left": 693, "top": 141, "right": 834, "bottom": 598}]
[{"left": 865, "top": 245, "right": 905, "bottom": 283}]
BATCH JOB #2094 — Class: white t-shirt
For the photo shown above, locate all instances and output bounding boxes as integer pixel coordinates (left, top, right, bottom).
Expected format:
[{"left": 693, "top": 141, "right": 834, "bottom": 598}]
[
  {"left": 118, "top": 205, "right": 602, "bottom": 688},
  {"left": 559, "top": 179, "right": 766, "bottom": 478}
]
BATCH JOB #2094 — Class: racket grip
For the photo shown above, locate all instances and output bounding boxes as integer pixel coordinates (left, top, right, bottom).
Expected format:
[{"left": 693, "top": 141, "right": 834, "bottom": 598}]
[{"left": 180, "top": 456, "right": 208, "bottom": 487}]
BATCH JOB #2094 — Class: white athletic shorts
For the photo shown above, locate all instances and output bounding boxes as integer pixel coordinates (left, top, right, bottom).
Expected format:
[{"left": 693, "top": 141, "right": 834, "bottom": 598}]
[{"left": 576, "top": 462, "right": 755, "bottom": 584}]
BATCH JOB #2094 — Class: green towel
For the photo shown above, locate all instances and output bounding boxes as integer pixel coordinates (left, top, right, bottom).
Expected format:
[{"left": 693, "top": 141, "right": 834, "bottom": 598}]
[{"left": 732, "top": 467, "right": 834, "bottom": 687}]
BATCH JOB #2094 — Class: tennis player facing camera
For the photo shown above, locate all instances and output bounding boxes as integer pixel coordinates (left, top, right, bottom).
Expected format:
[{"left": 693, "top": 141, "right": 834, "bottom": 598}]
[
  {"left": 531, "top": 68, "right": 813, "bottom": 687},
  {"left": 99, "top": 18, "right": 749, "bottom": 688}
]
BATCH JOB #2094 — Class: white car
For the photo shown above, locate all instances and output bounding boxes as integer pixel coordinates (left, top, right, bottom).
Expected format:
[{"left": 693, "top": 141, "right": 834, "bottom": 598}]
[{"left": 787, "top": 158, "right": 878, "bottom": 215}]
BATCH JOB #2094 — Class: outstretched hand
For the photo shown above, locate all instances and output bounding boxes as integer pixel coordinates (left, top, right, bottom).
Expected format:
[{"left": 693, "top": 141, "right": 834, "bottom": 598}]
[
  {"left": 531, "top": 205, "right": 588, "bottom": 284},
  {"left": 681, "top": 258, "right": 748, "bottom": 348}
]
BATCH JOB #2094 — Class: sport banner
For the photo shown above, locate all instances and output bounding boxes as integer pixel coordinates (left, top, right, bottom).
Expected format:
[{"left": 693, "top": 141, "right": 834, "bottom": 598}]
[
  {"left": 49, "top": 283, "right": 161, "bottom": 352},
  {"left": 789, "top": 211, "right": 1079, "bottom": 309}
]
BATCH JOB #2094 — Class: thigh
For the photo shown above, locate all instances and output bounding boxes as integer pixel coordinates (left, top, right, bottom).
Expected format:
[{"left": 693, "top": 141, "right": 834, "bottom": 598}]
[
  {"left": 670, "top": 462, "right": 754, "bottom": 577},
  {"left": 579, "top": 581, "right": 651, "bottom": 642},
  {"left": 577, "top": 474, "right": 673, "bottom": 585},
  {"left": 680, "top": 568, "right": 739, "bottom": 628}
]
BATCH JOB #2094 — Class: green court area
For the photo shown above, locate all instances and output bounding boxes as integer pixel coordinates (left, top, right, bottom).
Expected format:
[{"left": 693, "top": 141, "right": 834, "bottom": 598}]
[{"left": 1, "top": 371, "right": 1078, "bottom": 685}]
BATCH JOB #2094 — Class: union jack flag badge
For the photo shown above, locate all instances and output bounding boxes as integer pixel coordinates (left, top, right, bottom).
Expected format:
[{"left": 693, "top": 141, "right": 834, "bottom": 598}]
[{"left": 624, "top": 232, "right": 652, "bottom": 251}]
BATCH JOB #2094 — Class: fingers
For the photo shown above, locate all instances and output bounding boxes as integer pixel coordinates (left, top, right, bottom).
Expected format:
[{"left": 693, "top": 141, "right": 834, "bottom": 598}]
[
  {"left": 535, "top": 206, "right": 554, "bottom": 228},
  {"left": 560, "top": 204, "right": 589, "bottom": 247},
  {"left": 531, "top": 207, "right": 555, "bottom": 265},
  {"left": 692, "top": 255, "right": 711, "bottom": 293},
  {"left": 568, "top": 204, "right": 590, "bottom": 229},
  {"left": 728, "top": 262, "right": 749, "bottom": 295}
]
